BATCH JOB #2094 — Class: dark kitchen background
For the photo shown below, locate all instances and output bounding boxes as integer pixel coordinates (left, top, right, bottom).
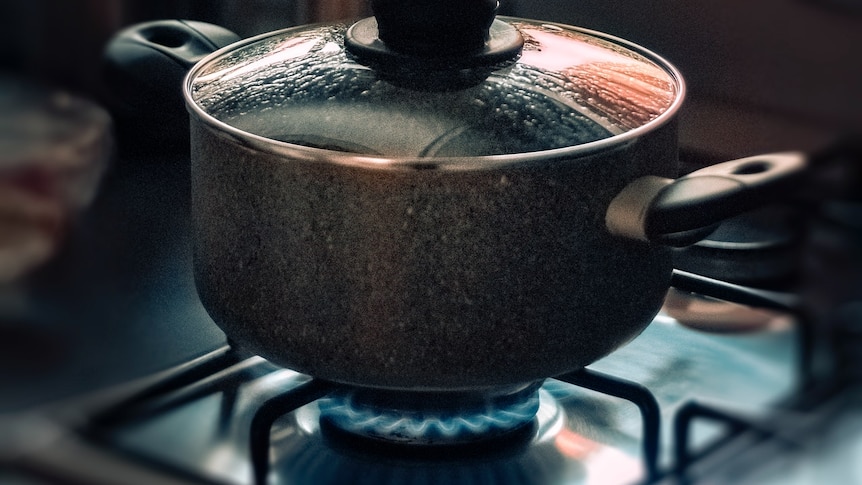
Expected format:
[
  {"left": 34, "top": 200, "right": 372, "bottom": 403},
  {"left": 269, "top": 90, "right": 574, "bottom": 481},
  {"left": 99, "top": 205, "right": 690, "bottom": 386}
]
[
  {"left": 0, "top": 0, "right": 377, "bottom": 412},
  {"left": 3, "top": 0, "right": 861, "bottom": 155},
  {"left": 1, "top": 0, "right": 860, "bottom": 419},
  {"left": 0, "top": 2, "right": 860, "bottom": 484}
]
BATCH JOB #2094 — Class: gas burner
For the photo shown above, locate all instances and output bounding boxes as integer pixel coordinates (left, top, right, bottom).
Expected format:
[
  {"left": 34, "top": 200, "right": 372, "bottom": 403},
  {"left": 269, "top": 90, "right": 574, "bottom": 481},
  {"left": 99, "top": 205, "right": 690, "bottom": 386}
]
[
  {"left": 316, "top": 382, "right": 543, "bottom": 445},
  {"left": 278, "top": 384, "right": 571, "bottom": 485}
]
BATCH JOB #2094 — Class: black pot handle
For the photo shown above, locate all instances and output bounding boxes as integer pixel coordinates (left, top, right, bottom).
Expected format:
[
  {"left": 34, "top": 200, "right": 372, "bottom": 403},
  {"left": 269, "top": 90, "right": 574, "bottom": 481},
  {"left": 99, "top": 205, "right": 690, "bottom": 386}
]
[
  {"left": 606, "top": 152, "right": 808, "bottom": 247},
  {"left": 103, "top": 20, "right": 241, "bottom": 119}
]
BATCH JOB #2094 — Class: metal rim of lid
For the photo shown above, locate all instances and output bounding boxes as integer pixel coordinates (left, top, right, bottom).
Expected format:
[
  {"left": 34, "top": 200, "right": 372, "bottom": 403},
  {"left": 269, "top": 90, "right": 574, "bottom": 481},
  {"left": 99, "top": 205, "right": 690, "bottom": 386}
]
[{"left": 183, "top": 19, "right": 686, "bottom": 172}]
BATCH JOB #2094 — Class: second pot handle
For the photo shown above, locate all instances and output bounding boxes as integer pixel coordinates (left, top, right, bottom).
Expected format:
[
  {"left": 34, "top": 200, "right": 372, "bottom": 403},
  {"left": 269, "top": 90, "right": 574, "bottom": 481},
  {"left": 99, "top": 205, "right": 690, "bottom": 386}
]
[{"left": 606, "top": 152, "right": 808, "bottom": 246}]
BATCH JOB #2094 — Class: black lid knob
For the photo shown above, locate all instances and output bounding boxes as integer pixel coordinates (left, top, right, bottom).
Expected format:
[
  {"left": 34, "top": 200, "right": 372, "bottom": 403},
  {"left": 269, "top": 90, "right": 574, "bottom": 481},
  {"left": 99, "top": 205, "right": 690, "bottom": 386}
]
[
  {"left": 344, "top": 0, "right": 522, "bottom": 89},
  {"left": 371, "top": 0, "right": 498, "bottom": 56}
]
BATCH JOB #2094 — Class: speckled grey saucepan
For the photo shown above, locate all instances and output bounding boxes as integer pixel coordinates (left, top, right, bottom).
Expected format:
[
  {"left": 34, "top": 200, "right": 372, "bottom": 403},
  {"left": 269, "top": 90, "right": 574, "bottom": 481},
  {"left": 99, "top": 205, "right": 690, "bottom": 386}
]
[{"left": 104, "top": 14, "right": 808, "bottom": 392}]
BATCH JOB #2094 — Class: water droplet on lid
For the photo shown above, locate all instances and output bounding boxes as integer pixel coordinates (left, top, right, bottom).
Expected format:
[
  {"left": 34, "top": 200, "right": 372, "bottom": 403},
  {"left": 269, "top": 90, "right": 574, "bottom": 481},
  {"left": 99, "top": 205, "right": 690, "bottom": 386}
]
[{"left": 541, "top": 24, "right": 564, "bottom": 32}]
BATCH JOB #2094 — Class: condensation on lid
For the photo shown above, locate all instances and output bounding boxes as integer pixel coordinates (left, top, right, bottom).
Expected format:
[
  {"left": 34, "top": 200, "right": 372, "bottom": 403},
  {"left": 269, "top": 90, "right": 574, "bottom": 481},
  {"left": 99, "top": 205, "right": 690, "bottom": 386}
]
[{"left": 188, "top": 19, "right": 681, "bottom": 157}]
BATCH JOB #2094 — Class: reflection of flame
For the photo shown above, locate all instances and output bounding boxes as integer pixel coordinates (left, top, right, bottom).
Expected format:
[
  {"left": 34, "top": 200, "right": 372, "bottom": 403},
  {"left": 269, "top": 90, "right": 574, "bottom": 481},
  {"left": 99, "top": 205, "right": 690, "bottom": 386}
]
[
  {"left": 195, "top": 37, "right": 318, "bottom": 84},
  {"left": 565, "top": 62, "right": 675, "bottom": 130},
  {"left": 518, "top": 25, "right": 676, "bottom": 131},
  {"left": 554, "top": 428, "right": 644, "bottom": 485},
  {"left": 554, "top": 428, "right": 599, "bottom": 459},
  {"left": 203, "top": 441, "right": 252, "bottom": 484},
  {"left": 519, "top": 27, "right": 626, "bottom": 70}
]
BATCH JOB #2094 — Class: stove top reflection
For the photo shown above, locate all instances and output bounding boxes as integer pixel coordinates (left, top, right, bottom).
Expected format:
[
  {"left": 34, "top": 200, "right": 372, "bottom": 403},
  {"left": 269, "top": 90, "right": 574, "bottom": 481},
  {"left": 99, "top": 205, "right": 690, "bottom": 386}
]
[{"left": 101, "top": 312, "right": 797, "bottom": 485}]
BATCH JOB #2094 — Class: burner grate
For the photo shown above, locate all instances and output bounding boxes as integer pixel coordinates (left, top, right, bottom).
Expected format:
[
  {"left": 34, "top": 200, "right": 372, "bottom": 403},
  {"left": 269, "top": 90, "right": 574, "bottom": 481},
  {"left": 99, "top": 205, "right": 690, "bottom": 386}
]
[
  {"left": 70, "top": 270, "right": 816, "bottom": 485},
  {"left": 81, "top": 347, "right": 666, "bottom": 485}
]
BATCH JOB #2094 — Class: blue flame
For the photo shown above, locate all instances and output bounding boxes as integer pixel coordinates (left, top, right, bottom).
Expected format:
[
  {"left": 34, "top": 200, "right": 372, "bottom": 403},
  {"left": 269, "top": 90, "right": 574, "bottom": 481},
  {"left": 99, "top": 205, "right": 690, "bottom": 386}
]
[{"left": 317, "top": 387, "right": 541, "bottom": 444}]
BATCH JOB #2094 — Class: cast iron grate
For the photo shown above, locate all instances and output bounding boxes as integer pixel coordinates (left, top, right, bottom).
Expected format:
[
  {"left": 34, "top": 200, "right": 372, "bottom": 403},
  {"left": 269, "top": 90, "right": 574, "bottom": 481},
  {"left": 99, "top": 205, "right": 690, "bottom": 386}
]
[{"left": 79, "top": 269, "right": 811, "bottom": 485}]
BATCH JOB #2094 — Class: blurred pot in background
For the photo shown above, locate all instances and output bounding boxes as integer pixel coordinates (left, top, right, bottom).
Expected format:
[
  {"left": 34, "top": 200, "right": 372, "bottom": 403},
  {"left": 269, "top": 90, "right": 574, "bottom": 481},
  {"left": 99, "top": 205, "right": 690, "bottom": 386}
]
[
  {"left": 1, "top": 0, "right": 369, "bottom": 100},
  {"left": 1, "top": 0, "right": 370, "bottom": 155}
]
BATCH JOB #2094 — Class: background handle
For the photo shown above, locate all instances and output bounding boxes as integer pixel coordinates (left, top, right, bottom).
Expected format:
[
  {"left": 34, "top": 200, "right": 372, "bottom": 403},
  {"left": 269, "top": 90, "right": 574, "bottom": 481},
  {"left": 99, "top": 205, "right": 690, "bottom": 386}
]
[{"left": 102, "top": 20, "right": 240, "bottom": 140}]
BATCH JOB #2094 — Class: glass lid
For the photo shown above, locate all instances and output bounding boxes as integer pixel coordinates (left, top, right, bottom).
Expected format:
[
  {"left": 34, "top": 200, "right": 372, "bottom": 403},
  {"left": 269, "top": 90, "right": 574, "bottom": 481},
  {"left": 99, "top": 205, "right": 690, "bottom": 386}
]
[{"left": 186, "top": 2, "right": 682, "bottom": 159}]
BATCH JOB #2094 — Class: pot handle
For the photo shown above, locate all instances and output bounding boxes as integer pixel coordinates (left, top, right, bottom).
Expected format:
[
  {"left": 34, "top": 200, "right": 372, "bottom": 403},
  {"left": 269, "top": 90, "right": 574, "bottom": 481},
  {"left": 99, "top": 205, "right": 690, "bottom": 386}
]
[
  {"left": 606, "top": 152, "right": 808, "bottom": 247},
  {"left": 103, "top": 20, "right": 240, "bottom": 118}
]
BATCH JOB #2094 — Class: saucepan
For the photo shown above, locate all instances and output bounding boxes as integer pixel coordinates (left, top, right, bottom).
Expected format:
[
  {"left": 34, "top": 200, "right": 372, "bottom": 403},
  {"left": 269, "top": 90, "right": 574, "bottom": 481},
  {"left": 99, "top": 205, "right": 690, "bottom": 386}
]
[{"left": 104, "top": 0, "right": 810, "bottom": 392}]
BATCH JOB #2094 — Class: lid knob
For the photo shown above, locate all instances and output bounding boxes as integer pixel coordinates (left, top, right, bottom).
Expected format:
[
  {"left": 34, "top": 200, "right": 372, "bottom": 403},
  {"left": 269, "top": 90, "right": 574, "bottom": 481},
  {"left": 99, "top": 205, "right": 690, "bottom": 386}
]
[
  {"left": 371, "top": 0, "right": 498, "bottom": 56},
  {"left": 345, "top": 0, "right": 523, "bottom": 88}
]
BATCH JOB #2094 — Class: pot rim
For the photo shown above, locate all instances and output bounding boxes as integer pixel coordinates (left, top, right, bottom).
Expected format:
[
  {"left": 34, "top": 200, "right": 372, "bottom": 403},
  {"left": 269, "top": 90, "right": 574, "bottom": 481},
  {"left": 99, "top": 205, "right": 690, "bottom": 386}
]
[{"left": 183, "top": 18, "right": 686, "bottom": 171}]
